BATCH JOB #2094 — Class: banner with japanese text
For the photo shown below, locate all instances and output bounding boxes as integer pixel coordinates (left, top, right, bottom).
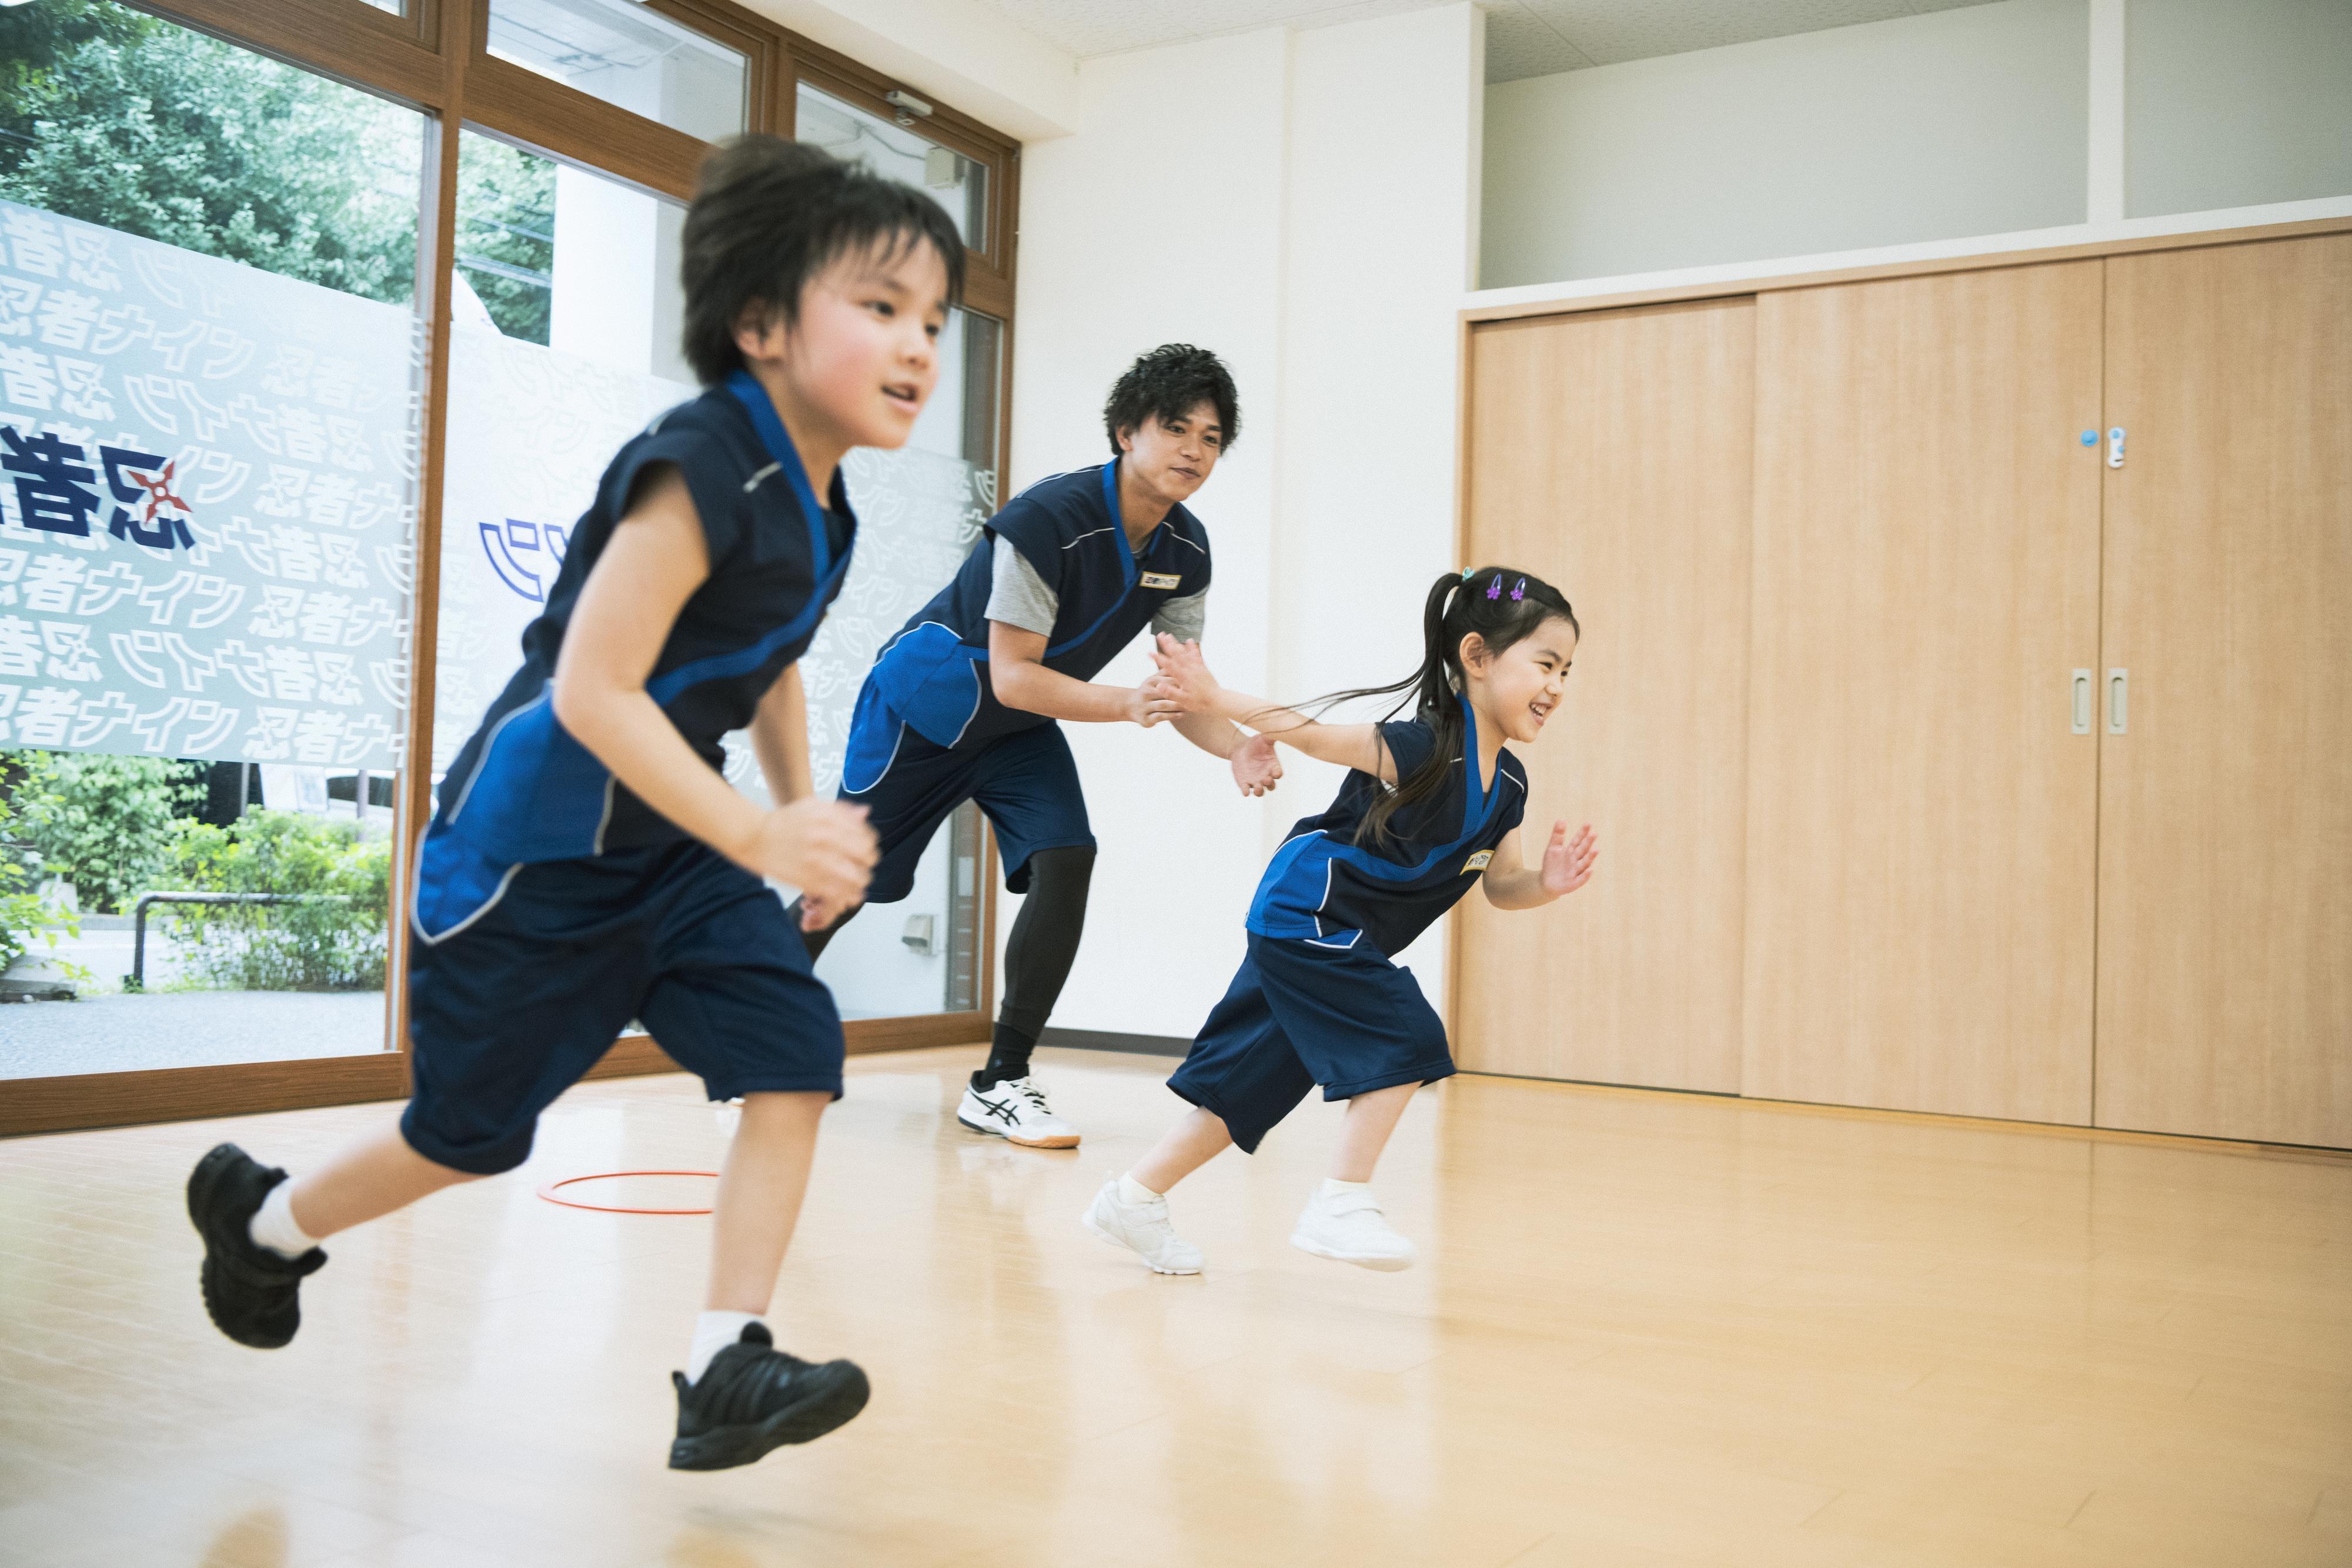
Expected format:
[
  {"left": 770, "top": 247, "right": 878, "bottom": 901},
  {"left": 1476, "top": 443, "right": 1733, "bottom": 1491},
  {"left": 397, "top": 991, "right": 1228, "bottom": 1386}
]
[{"left": 0, "top": 198, "right": 419, "bottom": 768}]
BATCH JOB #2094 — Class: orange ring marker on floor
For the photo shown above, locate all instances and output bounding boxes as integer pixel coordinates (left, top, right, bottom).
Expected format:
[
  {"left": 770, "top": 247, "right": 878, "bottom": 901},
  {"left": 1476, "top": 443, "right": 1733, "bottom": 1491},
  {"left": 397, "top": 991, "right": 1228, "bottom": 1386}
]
[{"left": 535, "top": 1170, "right": 720, "bottom": 1215}]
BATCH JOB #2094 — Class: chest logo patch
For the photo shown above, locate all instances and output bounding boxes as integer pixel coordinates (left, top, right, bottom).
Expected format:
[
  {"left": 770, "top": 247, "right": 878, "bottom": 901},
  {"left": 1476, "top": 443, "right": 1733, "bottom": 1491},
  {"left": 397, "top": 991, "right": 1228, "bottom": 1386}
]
[
  {"left": 1462, "top": 850, "right": 1495, "bottom": 874},
  {"left": 1139, "top": 571, "right": 1182, "bottom": 590}
]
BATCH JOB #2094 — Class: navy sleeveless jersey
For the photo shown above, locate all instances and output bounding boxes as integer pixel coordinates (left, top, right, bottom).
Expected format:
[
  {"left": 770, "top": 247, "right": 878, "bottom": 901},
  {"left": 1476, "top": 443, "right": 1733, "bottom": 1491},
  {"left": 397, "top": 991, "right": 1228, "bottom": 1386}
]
[
  {"left": 1248, "top": 698, "right": 1527, "bottom": 956},
  {"left": 434, "top": 370, "right": 854, "bottom": 863},
  {"left": 841, "top": 462, "right": 1210, "bottom": 788}
]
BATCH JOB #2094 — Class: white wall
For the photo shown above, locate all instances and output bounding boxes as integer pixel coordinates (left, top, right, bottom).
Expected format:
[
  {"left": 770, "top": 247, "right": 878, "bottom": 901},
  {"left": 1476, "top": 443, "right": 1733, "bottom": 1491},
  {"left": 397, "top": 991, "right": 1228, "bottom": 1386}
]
[
  {"left": 1481, "top": 0, "right": 2090, "bottom": 288},
  {"left": 1269, "top": 8, "right": 1485, "bottom": 1001},
  {"left": 2125, "top": 0, "right": 2352, "bottom": 218},
  {"left": 1006, "top": 6, "right": 1485, "bottom": 1041},
  {"left": 1005, "top": 30, "right": 1292, "bottom": 1042}
]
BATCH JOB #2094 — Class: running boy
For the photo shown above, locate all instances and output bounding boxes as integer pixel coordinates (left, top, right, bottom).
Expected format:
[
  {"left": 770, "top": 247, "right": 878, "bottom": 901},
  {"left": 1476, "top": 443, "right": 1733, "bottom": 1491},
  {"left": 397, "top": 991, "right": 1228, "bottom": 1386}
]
[
  {"left": 796, "top": 345, "right": 1280, "bottom": 1148},
  {"left": 1084, "top": 569, "right": 1600, "bottom": 1273},
  {"left": 185, "top": 139, "right": 962, "bottom": 1469}
]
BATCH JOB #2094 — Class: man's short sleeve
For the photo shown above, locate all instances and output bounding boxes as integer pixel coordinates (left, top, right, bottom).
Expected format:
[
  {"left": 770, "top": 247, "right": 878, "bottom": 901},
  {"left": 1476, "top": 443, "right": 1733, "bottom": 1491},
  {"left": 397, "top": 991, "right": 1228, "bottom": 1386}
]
[
  {"left": 603, "top": 420, "right": 746, "bottom": 566},
  {"left": 985, "top": 536, "right": 1060, "bottom": 637},
  {"left": 1150, "top": 590, "right": 1207, "bottom": 643}
]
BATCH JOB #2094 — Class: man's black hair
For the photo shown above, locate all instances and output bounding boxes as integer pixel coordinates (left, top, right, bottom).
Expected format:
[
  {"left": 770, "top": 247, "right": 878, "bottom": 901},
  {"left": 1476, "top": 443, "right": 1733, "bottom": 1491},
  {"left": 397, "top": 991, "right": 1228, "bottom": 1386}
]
[
  {"left": 680, "top": 135, "right": 966, "bottom": 386},
  {"left": 1102, "top": 344, "right": 1240, "bottom": 457}
]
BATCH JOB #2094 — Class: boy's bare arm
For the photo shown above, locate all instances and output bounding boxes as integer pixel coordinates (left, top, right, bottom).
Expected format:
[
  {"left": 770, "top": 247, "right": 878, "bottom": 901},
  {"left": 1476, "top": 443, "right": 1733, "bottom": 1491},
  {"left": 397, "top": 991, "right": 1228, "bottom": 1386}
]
[
  {"left": 552, "top": 467, "right": 871, "bottom": 903},
  {"left": 749, "top": 662, "right": 814, "bottom": 804}
]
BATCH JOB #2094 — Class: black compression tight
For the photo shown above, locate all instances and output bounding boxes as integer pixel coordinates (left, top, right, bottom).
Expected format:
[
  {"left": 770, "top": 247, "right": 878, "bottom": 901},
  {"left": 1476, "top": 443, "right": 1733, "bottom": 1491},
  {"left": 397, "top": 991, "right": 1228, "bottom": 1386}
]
[
  {"left": 994, "top": 844, "right": 1095, "bottom": 1051},
  {"left": 787, "top": 844, "right": 1095, "bottom": 1086}
]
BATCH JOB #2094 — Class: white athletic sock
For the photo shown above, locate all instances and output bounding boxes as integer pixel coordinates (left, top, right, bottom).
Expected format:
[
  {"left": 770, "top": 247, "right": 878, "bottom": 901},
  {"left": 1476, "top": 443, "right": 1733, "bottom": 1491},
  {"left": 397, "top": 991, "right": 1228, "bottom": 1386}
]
[
  {"left": 687, "top": 1310, "right": 763, "bottom": 1382},
  {"left": 1118, "top": 1172, "right": 1163, "bottom": 1206},
  {"left": 1318, "top": 1177, "right": 1371, "bottom": 1200},
  {"left": 248, "top": 1179, "right": 319, "bottom": 1259}
]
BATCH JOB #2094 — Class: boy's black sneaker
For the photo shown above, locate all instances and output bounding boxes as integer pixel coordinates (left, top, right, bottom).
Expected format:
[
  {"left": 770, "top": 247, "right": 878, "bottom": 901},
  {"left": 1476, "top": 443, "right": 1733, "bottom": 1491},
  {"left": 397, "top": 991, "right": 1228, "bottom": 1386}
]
[
  {"left": 669, "top": 1323, "right": 869, "bottom": 1470},
  {"left": 186, "top": 1142, "right": 326, "bottom": 1349}
]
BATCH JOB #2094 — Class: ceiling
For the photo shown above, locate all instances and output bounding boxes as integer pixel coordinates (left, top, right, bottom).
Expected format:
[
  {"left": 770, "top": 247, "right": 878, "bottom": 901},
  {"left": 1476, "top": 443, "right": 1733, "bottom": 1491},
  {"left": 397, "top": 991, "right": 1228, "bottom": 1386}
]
[{"left": 969, "top": 0, "right": 2007, "bottom": 83}]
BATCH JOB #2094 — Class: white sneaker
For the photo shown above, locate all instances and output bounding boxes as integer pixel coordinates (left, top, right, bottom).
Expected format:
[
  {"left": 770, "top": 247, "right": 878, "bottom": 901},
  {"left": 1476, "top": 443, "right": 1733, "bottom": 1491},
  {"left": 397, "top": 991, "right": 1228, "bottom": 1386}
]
[
  {"left": 957, "top": 1075, "right": 1080, "bottom": 1149},
  {"left": 1291, "top": 1186, "right": 1415, "bottom": 1271},
  {"left": 1081, "top": 1176, "right": 1202, "bottom": 1275}
]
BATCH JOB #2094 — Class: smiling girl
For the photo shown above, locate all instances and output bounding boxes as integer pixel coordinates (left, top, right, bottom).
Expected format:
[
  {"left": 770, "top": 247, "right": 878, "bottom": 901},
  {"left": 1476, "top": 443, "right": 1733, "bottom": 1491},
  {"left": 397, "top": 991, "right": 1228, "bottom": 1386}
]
[{"left": 1083, "top": 568, "right": 1600, "bottom": 1273}]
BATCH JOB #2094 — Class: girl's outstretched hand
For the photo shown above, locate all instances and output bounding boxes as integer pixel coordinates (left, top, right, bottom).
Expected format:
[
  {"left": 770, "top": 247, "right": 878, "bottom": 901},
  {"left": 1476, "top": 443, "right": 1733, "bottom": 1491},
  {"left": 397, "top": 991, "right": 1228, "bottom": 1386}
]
[
  {"left": 1541, "top": 821, "right": 1599, "bottom": 898},
  {"left": 1231, "top": 731, "right": 1282, "bottom": 797},
  {"left": 1148, "top": 634, "right": 1222, "bottom": 714}
]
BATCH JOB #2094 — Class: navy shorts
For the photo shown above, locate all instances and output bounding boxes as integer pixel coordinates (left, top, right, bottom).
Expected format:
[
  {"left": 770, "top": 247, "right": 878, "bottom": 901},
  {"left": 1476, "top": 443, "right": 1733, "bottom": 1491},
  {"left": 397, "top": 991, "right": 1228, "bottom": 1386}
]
[
  {"left": 1167, "top": 932, "right": 1456, "bottom": 1154},
  {"left": 404, "top": 831, "right": 844, "bottom": 1175},
  {"left": 840, "top": 721, "right": 1094, "bottom": 904}
]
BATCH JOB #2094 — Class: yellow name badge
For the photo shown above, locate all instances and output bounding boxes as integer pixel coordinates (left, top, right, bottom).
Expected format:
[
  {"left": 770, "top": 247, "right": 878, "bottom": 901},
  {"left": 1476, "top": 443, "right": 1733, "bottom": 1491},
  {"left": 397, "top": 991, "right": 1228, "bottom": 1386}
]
[
  {"left": 1462, "top": 850, "right": 1495, "bottom": 874},
  {"left": 1139, "top": 571, "right": 1182, "bottom": 590}
]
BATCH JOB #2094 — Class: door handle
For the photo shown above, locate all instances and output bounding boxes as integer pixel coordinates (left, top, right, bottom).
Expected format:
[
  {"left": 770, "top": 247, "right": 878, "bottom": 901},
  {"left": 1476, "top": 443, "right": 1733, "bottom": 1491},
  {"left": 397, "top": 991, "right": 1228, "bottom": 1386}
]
[
  {"left": 2072, "top": 670, "right": 2093, "bottom": 734},
  {"left": 2107, "top": 668, "right": 2129, "bottom": 734}
]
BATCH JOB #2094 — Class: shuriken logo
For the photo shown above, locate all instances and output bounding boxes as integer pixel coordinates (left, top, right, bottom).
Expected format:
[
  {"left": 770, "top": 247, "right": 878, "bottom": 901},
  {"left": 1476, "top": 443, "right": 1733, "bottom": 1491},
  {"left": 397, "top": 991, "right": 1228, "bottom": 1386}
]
[{"left": 126, "top": 459, "right": 189, "bottom": 523}]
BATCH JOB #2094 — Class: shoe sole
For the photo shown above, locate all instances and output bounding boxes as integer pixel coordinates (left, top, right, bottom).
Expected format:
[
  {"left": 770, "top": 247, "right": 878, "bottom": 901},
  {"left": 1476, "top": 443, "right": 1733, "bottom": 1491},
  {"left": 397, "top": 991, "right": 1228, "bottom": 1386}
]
[
  {"left": 1081, "top": 1208, "right": 1201, "bottom": 1275},
  {"left": 668, "top": 1363, "right": 871, "bottom": 1471},
  {"left": 1289, "top": 1232, "right": 1414, "bottom": 1272},
  {"left": 957, "top": 1113, "right": 1079, "bottom": 1149}
]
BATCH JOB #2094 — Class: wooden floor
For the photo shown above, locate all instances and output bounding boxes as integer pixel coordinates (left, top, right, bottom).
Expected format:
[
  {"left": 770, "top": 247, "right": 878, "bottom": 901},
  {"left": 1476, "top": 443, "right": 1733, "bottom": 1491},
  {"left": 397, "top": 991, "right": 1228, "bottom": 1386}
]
[{"left": 1, "top": 1046, "right": 2348, "bottom": 1567}]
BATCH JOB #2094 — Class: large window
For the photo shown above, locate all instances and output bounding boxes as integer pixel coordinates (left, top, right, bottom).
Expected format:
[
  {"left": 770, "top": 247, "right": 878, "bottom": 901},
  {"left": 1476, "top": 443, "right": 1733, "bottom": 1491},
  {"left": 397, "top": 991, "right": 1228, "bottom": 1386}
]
[
  {"left": 0, "top": 0, "right": 1020, "bottom": 1131},
  {"left": 0, "top": 0, "right": 425, "bottom": 1084}
]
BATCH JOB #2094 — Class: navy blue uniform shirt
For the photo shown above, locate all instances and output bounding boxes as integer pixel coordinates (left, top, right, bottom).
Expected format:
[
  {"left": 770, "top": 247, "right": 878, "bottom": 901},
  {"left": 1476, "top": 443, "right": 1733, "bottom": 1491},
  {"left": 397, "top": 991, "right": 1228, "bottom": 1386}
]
[
  {"left": 434, "top": 370, "right": 853, "bottom": 864},
  {"left": 1248, "top": 698, "right": 1528, "bottom": 956},
  {"left": 851, "top": 462, "right": 1211, "bottom": 760}
]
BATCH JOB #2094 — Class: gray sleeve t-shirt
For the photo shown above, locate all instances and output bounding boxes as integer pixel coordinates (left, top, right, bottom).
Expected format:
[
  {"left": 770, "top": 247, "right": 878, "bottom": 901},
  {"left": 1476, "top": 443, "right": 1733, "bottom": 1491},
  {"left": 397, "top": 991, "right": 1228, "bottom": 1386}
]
[{"left": 985, "top": 536, "right": 1206, "bottom": 644}]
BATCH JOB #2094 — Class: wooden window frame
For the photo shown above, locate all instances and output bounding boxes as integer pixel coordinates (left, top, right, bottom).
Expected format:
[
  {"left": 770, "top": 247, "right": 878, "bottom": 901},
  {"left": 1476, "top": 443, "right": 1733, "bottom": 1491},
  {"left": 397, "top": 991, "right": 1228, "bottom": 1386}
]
[{"left": 2, "top": 0, "right": 1015, "bottom": 1137}]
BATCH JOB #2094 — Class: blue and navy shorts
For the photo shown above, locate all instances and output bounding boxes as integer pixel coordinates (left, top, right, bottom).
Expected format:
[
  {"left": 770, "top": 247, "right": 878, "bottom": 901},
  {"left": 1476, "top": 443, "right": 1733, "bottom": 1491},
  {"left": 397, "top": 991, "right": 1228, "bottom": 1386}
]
[
  {"left": 840, "top": 720, "right": 1094, "bottom": 904},
  {"left": 403, "top": 828, "right": 844, "bottom": 1175},
  {"left": 1167, "top": 932, "right": 1456, "bottom": 1154}
]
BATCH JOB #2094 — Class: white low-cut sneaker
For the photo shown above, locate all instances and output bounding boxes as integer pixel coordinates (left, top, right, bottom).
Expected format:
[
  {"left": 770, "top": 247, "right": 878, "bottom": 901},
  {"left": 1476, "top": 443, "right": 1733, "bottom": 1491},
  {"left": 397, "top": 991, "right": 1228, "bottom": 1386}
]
[
  {"left": 1291, "top": 1187, "right": 1415, "bottom": 1271},
  {"left": 1081, "top": 1176, "right": 1203, "bottom": 1275},
  {"left": 957, "top": 1075, "right": 1081, "bottom": 1149}
]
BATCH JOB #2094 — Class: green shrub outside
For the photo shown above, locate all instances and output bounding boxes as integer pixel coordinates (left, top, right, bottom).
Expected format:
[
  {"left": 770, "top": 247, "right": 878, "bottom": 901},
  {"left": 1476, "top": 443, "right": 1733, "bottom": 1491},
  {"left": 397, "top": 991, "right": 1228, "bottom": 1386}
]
[
  {"left": 9, "top": 751, "right": 206, "bottom": 914},
  {"left": 0, "top": 761, "right": 79, "bottom": 971},
  {"left": 163, "top": 811, "right": 391, "bottom": 991}
]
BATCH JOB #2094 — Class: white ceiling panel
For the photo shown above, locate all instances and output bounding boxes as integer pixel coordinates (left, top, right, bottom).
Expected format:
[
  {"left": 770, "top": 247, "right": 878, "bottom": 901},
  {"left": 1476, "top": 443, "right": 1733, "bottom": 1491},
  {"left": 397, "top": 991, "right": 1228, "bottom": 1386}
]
[
  {"left": 968, "top": 0, "right": 2007, "bottom": 82},
  {"left": 1485, "top": 3, "right": 1598, "bottom": 78}
]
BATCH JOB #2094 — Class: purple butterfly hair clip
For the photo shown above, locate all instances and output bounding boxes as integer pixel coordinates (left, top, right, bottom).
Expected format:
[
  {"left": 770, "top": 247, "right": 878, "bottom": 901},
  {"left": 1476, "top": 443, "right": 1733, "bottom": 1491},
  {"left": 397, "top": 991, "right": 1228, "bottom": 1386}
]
[
  {"left": 1511, "top": 577, "right": 1526, "bottom": 601},
  {"left": 1485, "top": 575, "right": 1502, "bottom": 600}
]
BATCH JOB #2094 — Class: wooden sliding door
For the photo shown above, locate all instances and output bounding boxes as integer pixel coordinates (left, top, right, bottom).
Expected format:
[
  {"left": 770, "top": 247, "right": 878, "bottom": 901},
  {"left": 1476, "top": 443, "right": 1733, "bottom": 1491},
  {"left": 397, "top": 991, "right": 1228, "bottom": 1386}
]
[
  {"left": 1456, "top": 299, "right": 1755, "bottom": 1092},
  {"left": 2094, "top": 235, "right": 2352, "bottom": 1147},
  {"left": 1742, "top": 262, "right": 2105, "bottom": 1122}
]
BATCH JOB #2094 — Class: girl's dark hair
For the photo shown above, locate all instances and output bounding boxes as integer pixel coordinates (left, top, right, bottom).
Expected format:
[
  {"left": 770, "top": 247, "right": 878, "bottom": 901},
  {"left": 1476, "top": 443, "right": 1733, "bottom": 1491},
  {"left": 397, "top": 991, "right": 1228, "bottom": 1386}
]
[
  {"left": 680, "top": 135, "right": 966, "bottom": 386},
  {"left": 1305, "top": 567, "right": 1579, "bottom": 848},
  {"left": 1103, "top": 343, "right": 1240, "bottom": 456}
]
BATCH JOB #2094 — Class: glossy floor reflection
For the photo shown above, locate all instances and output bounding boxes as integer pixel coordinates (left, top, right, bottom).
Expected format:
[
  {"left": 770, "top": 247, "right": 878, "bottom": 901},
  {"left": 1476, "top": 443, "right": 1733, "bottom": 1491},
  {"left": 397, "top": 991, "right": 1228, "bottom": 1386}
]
[{"left": 1, "top": 1047, "right": 2348, "bottom": 1566}]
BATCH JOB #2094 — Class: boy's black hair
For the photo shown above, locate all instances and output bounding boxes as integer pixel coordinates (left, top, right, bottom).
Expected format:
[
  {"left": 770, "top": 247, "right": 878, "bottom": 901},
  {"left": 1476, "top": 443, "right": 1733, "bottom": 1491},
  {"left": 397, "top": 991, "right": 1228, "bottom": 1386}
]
[
  {"left": 1102, "top": 344, "right": 1240, "bottom": 456},
  {"left": 680, "top": 135, "right": 966, "bottom": 386}
]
